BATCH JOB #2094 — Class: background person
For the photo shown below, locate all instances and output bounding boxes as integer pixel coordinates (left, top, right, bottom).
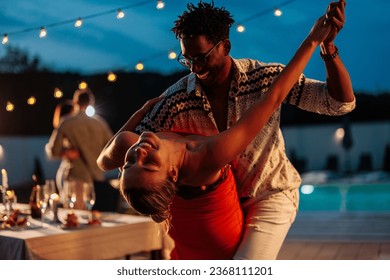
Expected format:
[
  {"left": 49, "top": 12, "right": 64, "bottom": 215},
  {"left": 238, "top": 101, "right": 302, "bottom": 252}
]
[
  {"left": 46, "top": 88, "right": 113, "bottom": 209},
  {"left": 46, "top": 99, "right": 74, "bottom": 200}
]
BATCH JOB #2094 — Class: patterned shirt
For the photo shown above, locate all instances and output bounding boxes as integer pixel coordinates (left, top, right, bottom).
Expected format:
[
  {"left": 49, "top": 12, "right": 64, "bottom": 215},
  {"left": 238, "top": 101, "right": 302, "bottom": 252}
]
[{"left": 135, "top": 58, "right": 356, "bottom": 203}]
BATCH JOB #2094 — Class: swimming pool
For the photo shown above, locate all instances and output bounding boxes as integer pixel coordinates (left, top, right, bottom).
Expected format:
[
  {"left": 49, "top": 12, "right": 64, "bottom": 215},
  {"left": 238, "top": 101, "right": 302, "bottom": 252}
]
[{"left": 298, "top": 183, "right": 390, "bottom": 212}]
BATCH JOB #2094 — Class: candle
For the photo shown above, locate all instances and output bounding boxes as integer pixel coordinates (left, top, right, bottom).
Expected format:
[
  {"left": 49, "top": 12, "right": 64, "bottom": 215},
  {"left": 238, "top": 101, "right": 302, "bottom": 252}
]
[
  {"left": 50, "top": 193, "right": 60, "bottom": 223},
  {"left": 6, "top": 190, "right": 14, "bottom": 200},
  {"left": 1, "top": 169, "right": 8, "bottom": 189},
  {"left": 50, "top": 193, "right": 60, "bottom": 202}
]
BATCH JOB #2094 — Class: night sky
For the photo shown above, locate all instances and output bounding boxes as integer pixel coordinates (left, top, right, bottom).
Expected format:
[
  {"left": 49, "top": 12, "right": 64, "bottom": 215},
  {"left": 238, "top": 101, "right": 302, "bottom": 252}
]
[{"left": 1, "top": 0, "right": 389, "bottom": 93}]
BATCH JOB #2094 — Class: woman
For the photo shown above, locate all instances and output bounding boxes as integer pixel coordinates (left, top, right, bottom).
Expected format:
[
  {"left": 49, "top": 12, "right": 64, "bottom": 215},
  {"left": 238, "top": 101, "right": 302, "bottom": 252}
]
[
  {"left": 98, "top": 14, "right": 332, "bottom": 259},
  {"left": 46, "top": 100, "right": 74, "bottom": 202}
]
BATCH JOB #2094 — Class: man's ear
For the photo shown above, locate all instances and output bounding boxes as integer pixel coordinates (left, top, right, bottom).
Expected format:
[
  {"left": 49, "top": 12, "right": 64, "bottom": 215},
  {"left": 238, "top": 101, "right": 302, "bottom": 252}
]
[
  {"left": 223, "top": 39, "right": 231, "bottom": 55},
  {"left": 169, "top": 166, "right": 179, "bottom": 182}
]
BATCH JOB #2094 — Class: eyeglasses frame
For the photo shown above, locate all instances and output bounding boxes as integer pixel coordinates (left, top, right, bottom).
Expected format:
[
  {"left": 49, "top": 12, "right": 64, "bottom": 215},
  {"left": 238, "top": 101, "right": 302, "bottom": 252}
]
[{"left": 177, "top": 40, "right": 223, "bottom": 68}]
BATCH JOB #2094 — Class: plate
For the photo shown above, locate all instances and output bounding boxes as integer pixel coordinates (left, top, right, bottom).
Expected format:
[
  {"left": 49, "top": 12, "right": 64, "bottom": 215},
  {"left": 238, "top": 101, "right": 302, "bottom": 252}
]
[
  {"left": 59, "top": 223, "right": 88, "bottom": 230},
  {"left": 0, "top": 215, "right": 31, "bottom": 230},
  {"left": 9, "top": 222, "right": 41, "bottom": 231}
]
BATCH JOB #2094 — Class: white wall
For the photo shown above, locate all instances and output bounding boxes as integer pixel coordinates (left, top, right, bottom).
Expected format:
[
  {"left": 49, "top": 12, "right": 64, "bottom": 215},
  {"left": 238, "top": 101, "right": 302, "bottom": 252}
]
[
  {"left": 0, "top": 121, "right": 389, "bottom": 187},
  {"left": 283, "top": 121, "right": 390, "bottom": 171},
  {"left": 0, "top": 136, "right": 59, "bottom": 187}
]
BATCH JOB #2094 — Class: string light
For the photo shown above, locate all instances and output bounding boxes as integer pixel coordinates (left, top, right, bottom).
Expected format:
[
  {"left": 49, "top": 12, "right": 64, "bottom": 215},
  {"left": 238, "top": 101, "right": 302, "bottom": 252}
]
[
  {"left": 78, "top": 81, "right": 88, "bottom": 89},
  {"left": 27, "top": 96, "right": 37, "bottom": 105},
  {"left": 135, "top": 61, "right": 144, "bottom": 71},
  {"left": 274, "top": 8, "right": 283, "bottom": 17},
  {"left": 54, "top": 87, "right": 63, "bottom": 98},
  {"left": 74, "top": 18, "right": 83, "bottom": 28},
  {"left": 234, "top": 0, "right": 295, "bottom": 32},
  {"left": 107, "top": 71, "right": 117, "bottom": 82},
  {"left": 1, "top": 0, "right": 156, "bottom": 42},
  {"left": 236, "top": 24, "right": 245, "bottom": 33},
  {"left": 116, "top": 9, "right": 125, "bottom": 19},
  {"left": 168, "top": 51, "right": 177, "bottom": 60},
  {"left": 6, "top": 102, "right": 15, "bottom": 112},
  {"left": 156, "top": 0, "right": 165, "bottom": 10},
  {"left": 2, "top": 34, "right": 8, "bottom": 45},
  {"left": 0, "top": 0, "right": 299, "bottom": 109},
  {"left": 39, "top": 27, "right": 47, "bottom": 38},
  {"left": 126, "top": 1, "right": 296, "bottom": 73}
]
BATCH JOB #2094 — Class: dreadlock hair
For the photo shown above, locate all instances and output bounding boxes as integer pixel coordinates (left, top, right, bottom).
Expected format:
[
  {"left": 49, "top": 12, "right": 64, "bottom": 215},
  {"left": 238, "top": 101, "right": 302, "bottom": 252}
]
[
  {"left": 171, "top": 1, "right": 235, "bottom": 44},
  {"left": 120, "top": 175, "right": 177, "bottom": 225}
]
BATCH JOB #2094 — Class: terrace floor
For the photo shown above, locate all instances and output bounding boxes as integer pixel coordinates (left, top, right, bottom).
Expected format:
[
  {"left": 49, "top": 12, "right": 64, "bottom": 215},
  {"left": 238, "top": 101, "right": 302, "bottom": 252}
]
[{"left": 277, "top": 211, "right": 390, "bottom": 260}]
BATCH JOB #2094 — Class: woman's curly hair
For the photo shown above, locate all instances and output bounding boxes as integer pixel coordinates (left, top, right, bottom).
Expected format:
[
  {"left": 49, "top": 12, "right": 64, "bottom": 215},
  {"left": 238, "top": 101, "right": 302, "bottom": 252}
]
[
  {"left": 120, "top": 177, "right": 177, "bottom": 224},
  {"left": 171, "top": 1, "right": 235, "bottom": 44}
]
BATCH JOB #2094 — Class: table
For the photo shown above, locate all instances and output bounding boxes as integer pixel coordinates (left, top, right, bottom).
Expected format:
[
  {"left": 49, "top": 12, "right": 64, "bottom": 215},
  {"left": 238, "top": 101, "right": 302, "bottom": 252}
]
[{"left": 0, "top": 204, "right": 164, "bottom": 260}]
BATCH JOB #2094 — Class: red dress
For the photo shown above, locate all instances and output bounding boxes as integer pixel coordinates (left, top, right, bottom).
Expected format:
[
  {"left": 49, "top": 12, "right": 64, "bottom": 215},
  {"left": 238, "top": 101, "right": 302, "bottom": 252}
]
[{"left": 169, "top": 167, "right": 244, "bottom": 259}]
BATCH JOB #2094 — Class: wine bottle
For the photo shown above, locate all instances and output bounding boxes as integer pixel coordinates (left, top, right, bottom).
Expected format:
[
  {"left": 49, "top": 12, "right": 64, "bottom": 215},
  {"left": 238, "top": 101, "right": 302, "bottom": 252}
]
[{"left": 29, "top": 175, "right": 41, "bottom": 218}]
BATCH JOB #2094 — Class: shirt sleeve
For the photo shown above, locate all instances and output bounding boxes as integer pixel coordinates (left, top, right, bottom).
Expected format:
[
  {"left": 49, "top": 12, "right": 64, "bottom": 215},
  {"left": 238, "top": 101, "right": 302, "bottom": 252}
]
[
  {"left": 284, "top": 73, "right": 356, "bottom": 116},
  {"left": 45, "top": 127, "right": 64, "bottom": 158}
]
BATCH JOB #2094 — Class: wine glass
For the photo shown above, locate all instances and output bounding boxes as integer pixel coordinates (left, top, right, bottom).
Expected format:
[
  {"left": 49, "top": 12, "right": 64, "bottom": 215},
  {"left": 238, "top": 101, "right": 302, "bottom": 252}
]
[
  {"left": 46, "top": 179, "right": 59, "bottom": 223},
  {"left": 36, "top": 184, "right": 50, "bottom": 228},
  {"left": 82, "top": 182, "right": 96, "bottom": 221},
  {"left": 64, "top": 180, "right": 77, "bottom": 210}
]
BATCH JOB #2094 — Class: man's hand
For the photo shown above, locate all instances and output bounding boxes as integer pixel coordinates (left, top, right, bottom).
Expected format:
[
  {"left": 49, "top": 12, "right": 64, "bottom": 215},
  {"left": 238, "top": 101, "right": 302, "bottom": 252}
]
[
  {"left": 62, "top": 148, "right": 80, "bottom": 161},
  {"left": 323, "top": 0, "right": 346, "bottom": 48}
]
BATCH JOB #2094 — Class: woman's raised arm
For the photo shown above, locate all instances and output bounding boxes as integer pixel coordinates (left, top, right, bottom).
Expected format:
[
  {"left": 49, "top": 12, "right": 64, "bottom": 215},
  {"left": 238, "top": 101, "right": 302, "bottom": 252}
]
[{"left": 196, "top": 14, "right": 332, "bottom": 176}]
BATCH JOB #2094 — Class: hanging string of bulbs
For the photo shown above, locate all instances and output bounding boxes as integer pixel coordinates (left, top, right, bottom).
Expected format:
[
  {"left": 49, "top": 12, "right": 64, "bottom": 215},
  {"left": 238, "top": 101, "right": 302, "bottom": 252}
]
[{"left": 1, "top": 0, "right": 297, "bottom": 112}]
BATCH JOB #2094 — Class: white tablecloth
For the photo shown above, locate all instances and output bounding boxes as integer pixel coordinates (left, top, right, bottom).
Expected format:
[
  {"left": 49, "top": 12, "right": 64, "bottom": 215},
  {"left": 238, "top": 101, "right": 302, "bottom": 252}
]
[{"left": 0, "top": 204, "right": 164, "bottom": 260}]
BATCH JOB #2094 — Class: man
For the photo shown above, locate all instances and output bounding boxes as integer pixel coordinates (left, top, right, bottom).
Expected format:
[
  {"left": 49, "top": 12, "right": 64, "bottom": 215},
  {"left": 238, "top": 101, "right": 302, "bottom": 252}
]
[
  {"left": 134, "top": 0, "right": 354, "bottom": 259},
  {"left": 46, "top": 88, "right": 113, "bottom": 207}
]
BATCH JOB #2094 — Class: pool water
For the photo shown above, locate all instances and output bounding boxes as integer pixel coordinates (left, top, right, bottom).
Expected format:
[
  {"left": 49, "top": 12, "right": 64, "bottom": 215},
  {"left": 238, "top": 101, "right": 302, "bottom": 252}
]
[{"left": 298, "top": 183, "right": 390, "bottom": 212}]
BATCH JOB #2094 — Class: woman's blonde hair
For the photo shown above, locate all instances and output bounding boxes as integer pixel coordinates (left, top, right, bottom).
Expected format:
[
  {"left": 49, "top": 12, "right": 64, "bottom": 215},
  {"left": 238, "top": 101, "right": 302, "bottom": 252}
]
[{"left": 120, "top": 176, "right": 177, "bottom": 224}]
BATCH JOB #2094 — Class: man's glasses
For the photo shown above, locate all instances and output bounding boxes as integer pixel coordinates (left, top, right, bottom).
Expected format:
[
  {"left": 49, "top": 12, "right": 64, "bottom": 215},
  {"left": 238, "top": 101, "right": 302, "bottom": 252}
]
[{"left": 177, "top": 41, "right": 223, "bottom": 68}]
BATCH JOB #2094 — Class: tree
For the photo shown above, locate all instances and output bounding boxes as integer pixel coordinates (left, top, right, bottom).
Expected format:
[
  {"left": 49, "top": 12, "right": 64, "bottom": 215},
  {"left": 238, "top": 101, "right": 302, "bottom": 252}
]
[{"left": 0, "top": 46, "right": 42, "bottom": 73}]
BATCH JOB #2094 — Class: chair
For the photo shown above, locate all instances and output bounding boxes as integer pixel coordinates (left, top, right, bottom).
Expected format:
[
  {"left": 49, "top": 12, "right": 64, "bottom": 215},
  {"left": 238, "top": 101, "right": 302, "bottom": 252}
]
[
  {"left": 383, "top": 144, "right": 390, "bottom": 172},
  {"left": 325, "top": 154, "right": 339, "bottom": 171},
  {"left": 357, "top": 153, "right": 373, "bottom": 172}
]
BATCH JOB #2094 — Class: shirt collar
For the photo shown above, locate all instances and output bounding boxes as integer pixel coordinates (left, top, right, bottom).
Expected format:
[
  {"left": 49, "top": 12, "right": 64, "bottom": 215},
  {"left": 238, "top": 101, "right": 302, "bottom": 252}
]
[{"left": 231, "top": 57, "right": 249, "bottom": 82}]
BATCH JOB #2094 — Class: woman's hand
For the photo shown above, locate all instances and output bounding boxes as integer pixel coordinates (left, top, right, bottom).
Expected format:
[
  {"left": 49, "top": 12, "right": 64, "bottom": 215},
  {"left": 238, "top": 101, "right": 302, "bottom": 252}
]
[
  {"left": 307, "top": 14, "right": 332, "bottom": 46},
  {"left": 322, "top": 0, "right": 346, "bottom": 46}
]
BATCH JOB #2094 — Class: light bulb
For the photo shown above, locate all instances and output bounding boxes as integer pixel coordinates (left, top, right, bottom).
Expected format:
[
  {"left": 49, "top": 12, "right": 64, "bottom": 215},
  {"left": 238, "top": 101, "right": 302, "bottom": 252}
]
[
  {"left": 2, "top": 34, "right": 8, "bottom": 45},
  {"left": 135, "top": 62, "right": 144, "bottom": 71},
  {"left": 107, "top": 72, "right": 117, "bottom": 82},
  {"left": 236, "top": 24, "right": 245, "bottom": 33},
  {"left": 39, "top": 27, "right": 47, "bottom": 38},
  {"left": 117, "top": 9, "right": 125, "bottom": 19},
  {"left": 168, "top": 51, "right": 177, "bottom": 60},
  {"left": 274, "top": 8, "right": 282, "bottom": 17},
  {"left": 75, "top": 18, "right": 83, "bottom": 28},
  {"left": 156, "top": 0, "right": 165, "bottom": 9}
]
